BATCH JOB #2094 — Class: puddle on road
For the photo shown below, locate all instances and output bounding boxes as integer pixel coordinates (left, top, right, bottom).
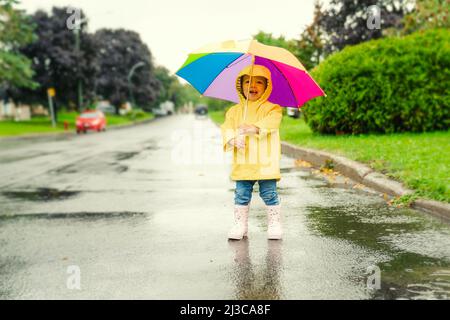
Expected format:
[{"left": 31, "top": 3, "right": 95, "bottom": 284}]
[
  {"left": 144, "top": 145, "right": 158, "bottom": 151},
  {"left": 0, "top": 151, "right": 58, "bottom": 165},
  {"left": 136, "top": 169, "right": 155, "bottom": 174},
  {"left": 0, "top": 211, "right": 148, "bottom": 221},
  {"left": 294, "top": 167, "right": 376, "bottom": 194},
  {"left": 115, "top": 152, "right": 140, "bottom": 161},
  {"left": 113, "top": 164, "right": 129, "bottom": 173},
  {"left": 306, "top": 203, "right": 450, "bottom": 300},
  {"left": 280, "top": 167, "right": 306, "bottom": 174},
  {"left": 165, "top": 159, "right": 449, "bottom": 299},
  {"left": 2, "top": 188, "right": 80, "bottom": 202},
  {"left": 0, "top": 210, "right": 152, "bottom": 299},
  {"left": 49, "top": 163, "right": 78, "bottom": 174},
  {"left": 228, "top": 240, "right": 283, "bottom": 300},
  {"left": 142, "top": 140, "right": 159, "bottom": 151},
  {"left": 49, "top": 157, "right": 131, "bottom": 175}
]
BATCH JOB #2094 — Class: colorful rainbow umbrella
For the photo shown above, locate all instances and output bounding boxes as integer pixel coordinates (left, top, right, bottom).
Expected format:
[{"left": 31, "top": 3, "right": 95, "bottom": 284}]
[{"left": 176, "top": 39, "right": 326, "bottom": 108}]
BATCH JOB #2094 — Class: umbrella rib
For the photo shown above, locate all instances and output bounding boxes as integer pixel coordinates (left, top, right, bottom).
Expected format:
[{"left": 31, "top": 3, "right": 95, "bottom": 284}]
[
  {"left": 202, "top": 53, "right": 247, "bottom": 94},
  {"left": 227, "top": 53, "right": 250, "bottom": 68},
  {"left": 266, "top": 59, "right": 299, "bottom": 107}
]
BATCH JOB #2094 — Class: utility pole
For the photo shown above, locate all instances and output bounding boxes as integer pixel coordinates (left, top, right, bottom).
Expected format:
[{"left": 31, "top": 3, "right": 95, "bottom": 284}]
[
  {"left": 74, "top": 27, "right": 83, "bottom": 112},
  {"left": 67, "top": 7, "right": 85, "bottom": 112},
  {"left": 47, "top": 88, "right": 56, "bottom": 127},
  {"left": 44, "top": 58, "right": 57, "bottom": 125}
]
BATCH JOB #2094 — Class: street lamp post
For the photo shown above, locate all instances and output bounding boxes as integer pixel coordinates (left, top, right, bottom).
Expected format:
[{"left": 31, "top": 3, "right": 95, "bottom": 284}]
[
  {"left": 44, "top": 58, "right": 56, "bottom": 127},
  {"left": 127, "top": 61, "right": 145, "bottom": 109}
]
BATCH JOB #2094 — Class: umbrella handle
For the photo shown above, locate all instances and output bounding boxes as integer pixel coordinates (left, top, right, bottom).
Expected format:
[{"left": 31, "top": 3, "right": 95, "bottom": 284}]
[{"left": 243, "top": 55, "right": 255, "bottom": 122}]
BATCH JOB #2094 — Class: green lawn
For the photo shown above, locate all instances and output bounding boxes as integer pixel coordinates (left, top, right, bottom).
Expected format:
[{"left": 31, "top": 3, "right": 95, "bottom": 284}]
[
  {"left": 0, "top": 111, "right": 154, "bottom": 137},
  {"left": 209, "top": 110, "right": 450, "bottom": 203}
]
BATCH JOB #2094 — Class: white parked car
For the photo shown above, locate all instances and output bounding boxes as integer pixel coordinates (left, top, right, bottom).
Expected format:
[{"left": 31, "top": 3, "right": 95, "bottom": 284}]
[
  {"left": 153, "top": 101, "right": 175, "bottom": 117},
  {"left": 96, "top": 101, "right": 115, "bottom": 114},
  {"left": 287, "top": 107, "right": 300, "bottom": 119}
]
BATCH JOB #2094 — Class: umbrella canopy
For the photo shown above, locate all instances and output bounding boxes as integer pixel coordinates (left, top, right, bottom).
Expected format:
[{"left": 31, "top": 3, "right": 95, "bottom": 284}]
[{"left": 176, "top": 39, "right": 325, "bottom": 108}]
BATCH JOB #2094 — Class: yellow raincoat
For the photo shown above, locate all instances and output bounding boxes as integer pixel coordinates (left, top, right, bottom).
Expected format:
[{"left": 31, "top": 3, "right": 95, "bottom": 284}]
[{"left": 221, "top": 64, "right": 282, "bottom": 181}]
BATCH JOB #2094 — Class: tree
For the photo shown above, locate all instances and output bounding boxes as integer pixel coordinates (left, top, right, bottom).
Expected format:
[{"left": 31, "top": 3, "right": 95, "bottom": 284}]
[
  {"left": 11, "top": 6, "right": 99, "bottom": 111},
  {"left": 254, "top": 25, "right": 324, "bottom": 71},
  {"left": 320, "top": 0, "right": 413, "bottom": 55},
  {"left": 0, "top": 0, "right": 37, "bottom": 91},
  {"left": 254, "top": 31, "right": 296, "bottom": 51},
  {"left": 402, "top": 0, "right": 450, "bottom": 34},
  {"left": 168, "top": 81, "right": 201, "bottom": 108},
  {"left": 295, "top": 0, "right": 326, "bottom": 69},
  {"left": 94, "top": 28, "right": 160, "bottom": 114},
  {"left": 254, "top": 31, "right": 303, "bottom": 63},
  {"left": 150, "top": 65, "right": 177, "bottom": 110}
]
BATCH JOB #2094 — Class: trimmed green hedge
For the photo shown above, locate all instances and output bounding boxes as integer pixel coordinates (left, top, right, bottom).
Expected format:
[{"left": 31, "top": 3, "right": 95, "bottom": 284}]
[{"left": 303, "top": 29, "right": 450, "bottom": 134}]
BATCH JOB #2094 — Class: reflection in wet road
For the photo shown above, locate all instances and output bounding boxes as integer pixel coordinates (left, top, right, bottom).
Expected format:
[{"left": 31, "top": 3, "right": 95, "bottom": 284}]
[{"left": 0, "top": 114, "right": 449, "bottom": 299}]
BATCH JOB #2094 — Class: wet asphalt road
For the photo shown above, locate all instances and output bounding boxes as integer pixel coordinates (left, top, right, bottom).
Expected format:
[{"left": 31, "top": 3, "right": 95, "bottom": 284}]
[{"left": 0, "top": 114, "right": 449, "bottom": 300}]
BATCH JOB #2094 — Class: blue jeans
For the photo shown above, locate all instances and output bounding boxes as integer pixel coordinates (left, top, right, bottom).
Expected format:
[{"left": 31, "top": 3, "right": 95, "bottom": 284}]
[{"left": 234, "top": 179, "right": 279, "bottom": 206}]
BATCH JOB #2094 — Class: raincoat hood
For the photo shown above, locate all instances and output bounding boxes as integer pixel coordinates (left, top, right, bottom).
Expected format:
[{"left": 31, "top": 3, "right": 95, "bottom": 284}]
[{"left": 236, "top": 64, "right": 272, "bottom": 106}]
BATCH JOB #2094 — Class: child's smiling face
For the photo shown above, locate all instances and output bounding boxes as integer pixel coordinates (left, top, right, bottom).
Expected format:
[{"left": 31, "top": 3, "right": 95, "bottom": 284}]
[{"left": 242, "top": 75, "right": 267, "bottom": 101}]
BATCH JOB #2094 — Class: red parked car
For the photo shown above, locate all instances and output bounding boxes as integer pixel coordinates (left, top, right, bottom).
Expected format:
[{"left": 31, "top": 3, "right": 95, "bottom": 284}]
[{"left": 76, "top": 111, "right": 107, "bottom": 134}]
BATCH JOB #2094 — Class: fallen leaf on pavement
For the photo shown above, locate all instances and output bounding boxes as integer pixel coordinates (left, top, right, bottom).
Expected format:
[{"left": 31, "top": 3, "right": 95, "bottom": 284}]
[{"left": 294, "top": 159, "right": 313, "bottom": 168}]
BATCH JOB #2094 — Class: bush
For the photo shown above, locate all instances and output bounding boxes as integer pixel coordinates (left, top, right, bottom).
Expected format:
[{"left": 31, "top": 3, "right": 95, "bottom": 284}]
[
  {"left": 127, "top": 109, "right": 147, "bottom": 120},
  {"left": 303, "top": 29, "right": 450, "bottom": 134}
]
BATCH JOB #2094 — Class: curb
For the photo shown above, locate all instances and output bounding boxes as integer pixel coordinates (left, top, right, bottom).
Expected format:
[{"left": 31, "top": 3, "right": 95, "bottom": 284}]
[
  {"left": 281, "top": 141, "right": 450, "bottom": 222},
  {"left": 0, "top": 117, "right": 157, "bottom": 142}
]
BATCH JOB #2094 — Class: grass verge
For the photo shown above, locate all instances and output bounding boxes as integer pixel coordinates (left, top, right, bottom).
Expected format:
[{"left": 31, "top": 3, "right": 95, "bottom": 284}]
[{"left": 0, "top": 111, "right": 154, "bottom": 137}]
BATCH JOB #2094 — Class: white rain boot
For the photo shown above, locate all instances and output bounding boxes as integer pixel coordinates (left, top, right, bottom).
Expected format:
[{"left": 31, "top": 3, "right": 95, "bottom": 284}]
[
  {"left": 228, "top": 204, "right": 250, "bottom": 240},
  {"left": 267, "top": 204, "right": 282, "bottom": 240}
]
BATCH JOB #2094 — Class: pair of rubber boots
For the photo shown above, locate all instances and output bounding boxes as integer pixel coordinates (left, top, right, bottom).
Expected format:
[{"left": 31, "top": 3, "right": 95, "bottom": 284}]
[{"left": 228, "top": 204, "right": 282, "bottom": 240}]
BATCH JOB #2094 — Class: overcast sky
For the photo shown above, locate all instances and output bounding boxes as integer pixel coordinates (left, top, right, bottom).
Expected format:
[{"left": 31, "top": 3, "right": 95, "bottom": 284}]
[{"left": 19, "top": 0, "right": 328, "bottom": 74}]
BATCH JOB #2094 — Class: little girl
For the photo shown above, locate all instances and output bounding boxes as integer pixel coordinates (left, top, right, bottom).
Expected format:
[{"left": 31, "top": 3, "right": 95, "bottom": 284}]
[{"left": 221, "top": 64, "right": 283, "bottom": 240}]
